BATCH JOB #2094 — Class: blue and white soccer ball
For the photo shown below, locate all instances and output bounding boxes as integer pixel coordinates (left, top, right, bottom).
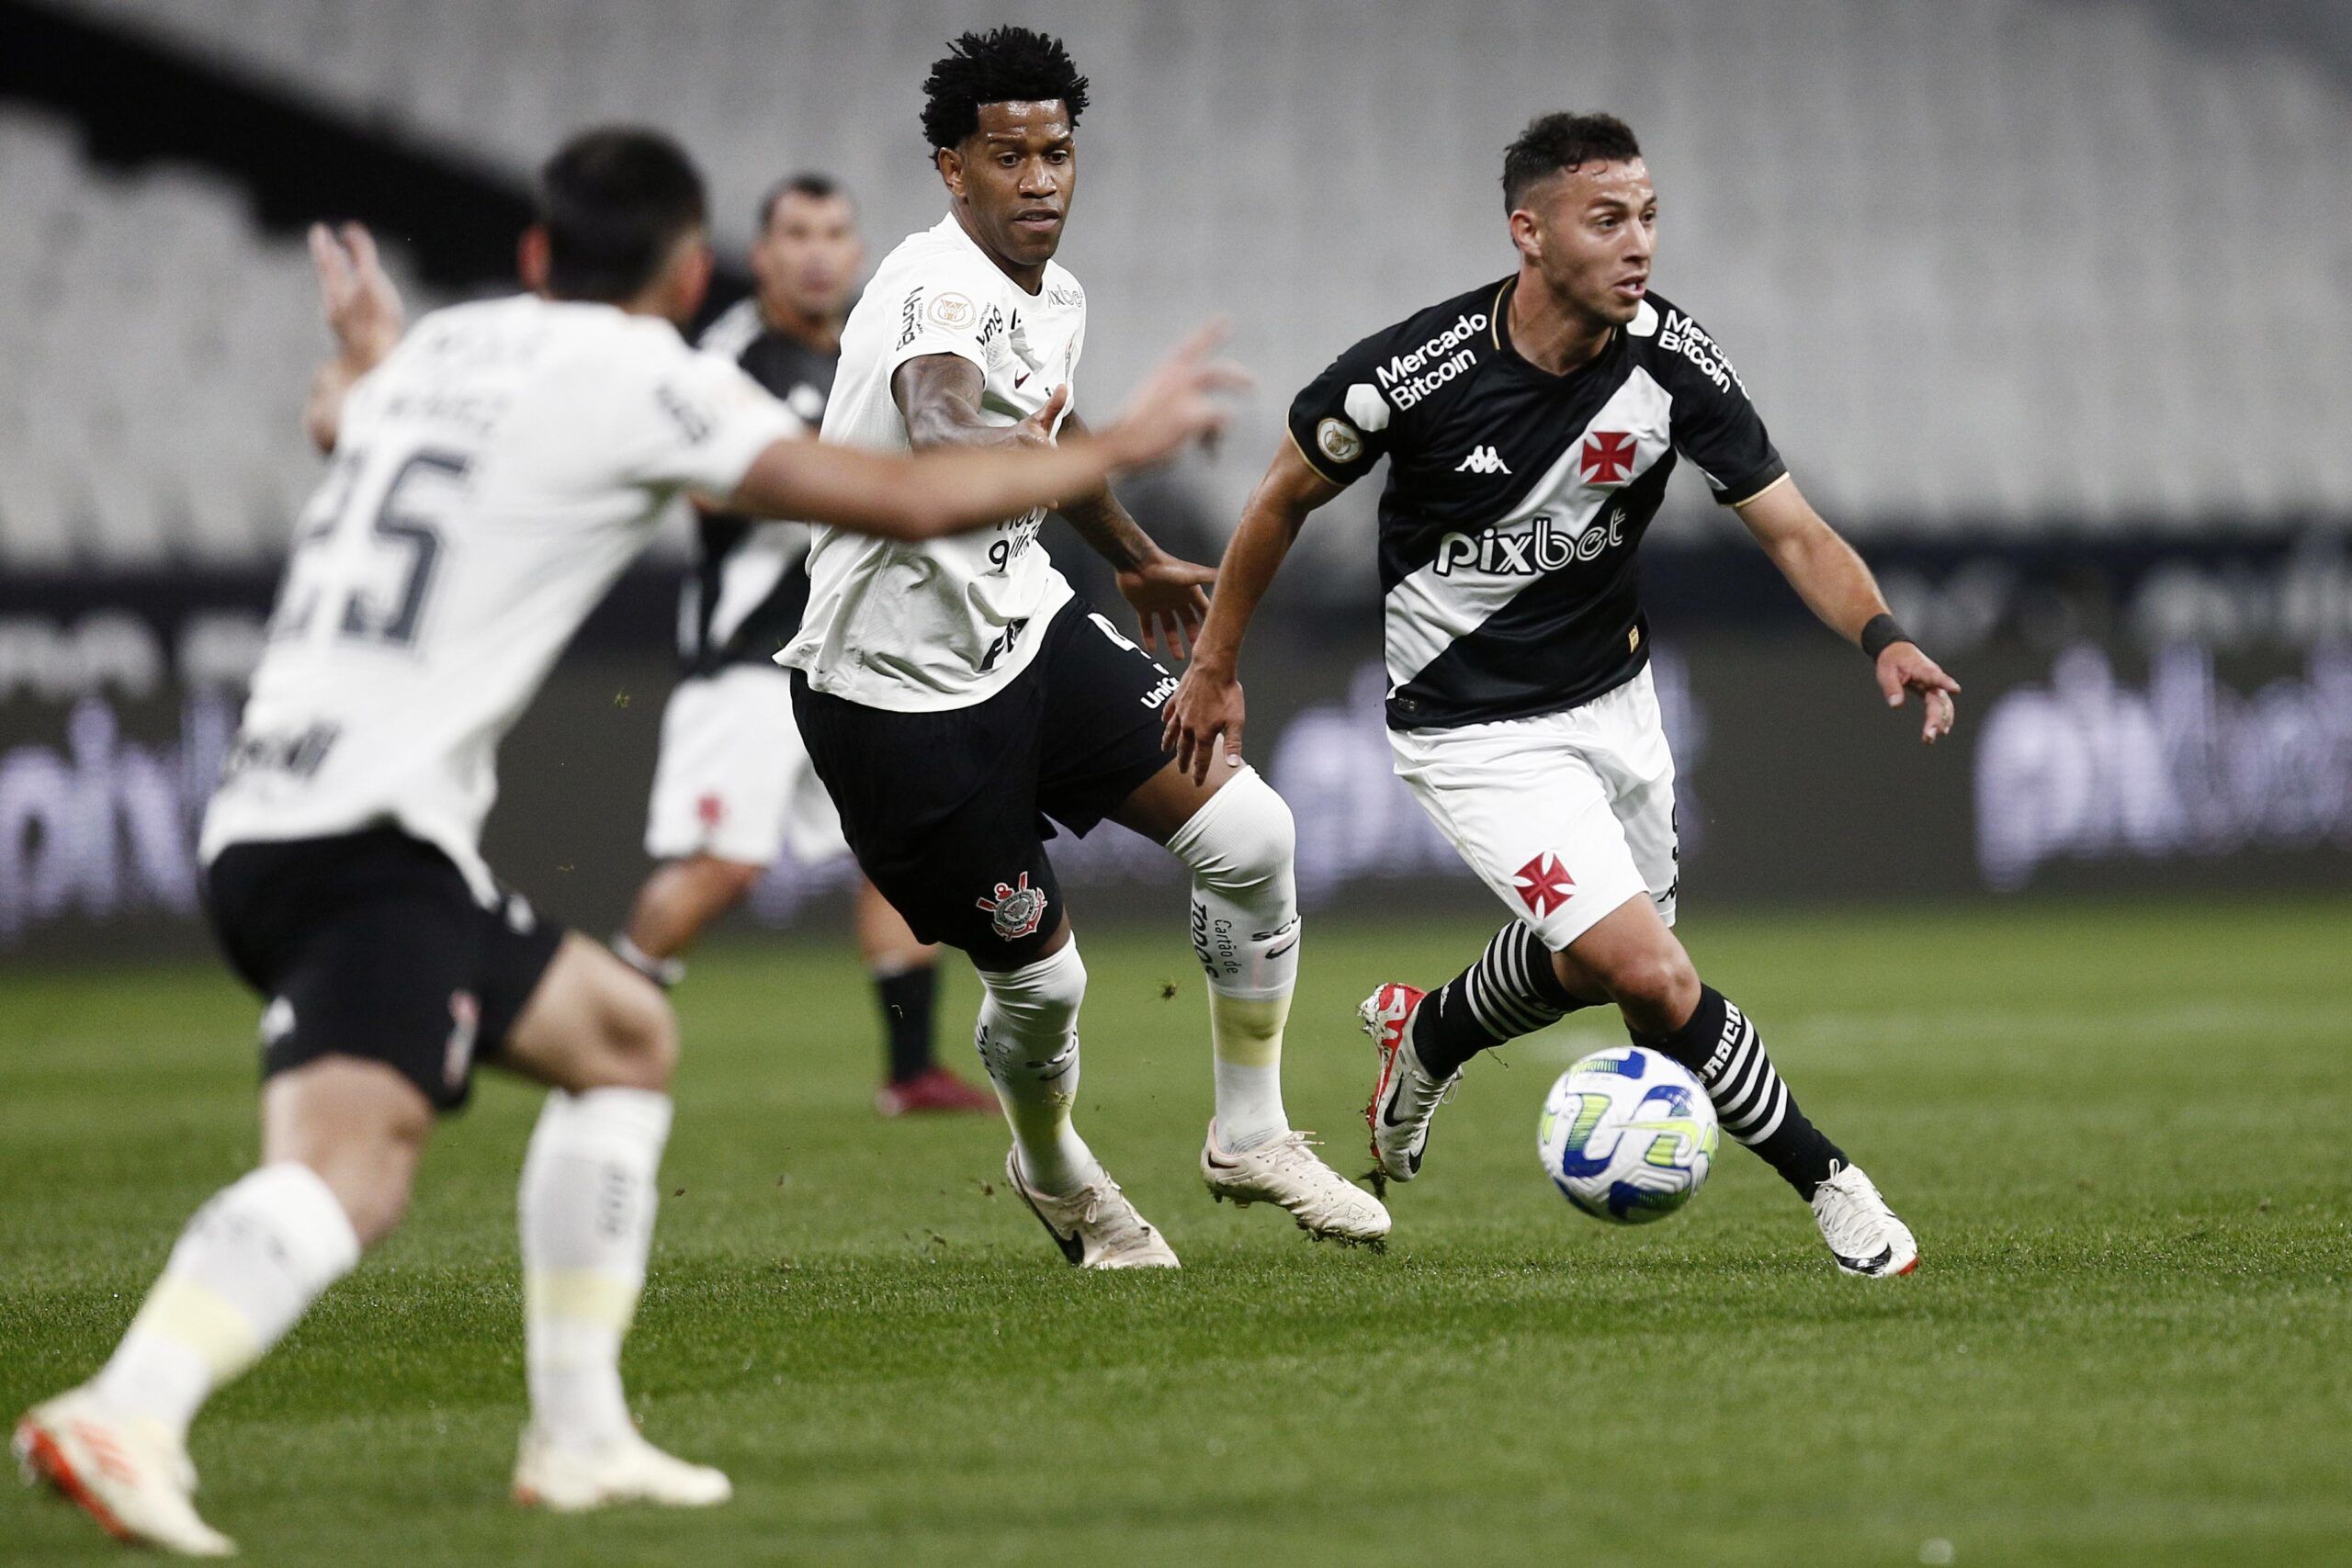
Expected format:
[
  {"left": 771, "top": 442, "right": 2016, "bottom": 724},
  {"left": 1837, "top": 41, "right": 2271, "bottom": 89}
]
[{"left": 1537, "top": 1045, "right": 1719, "bottom": 1224}]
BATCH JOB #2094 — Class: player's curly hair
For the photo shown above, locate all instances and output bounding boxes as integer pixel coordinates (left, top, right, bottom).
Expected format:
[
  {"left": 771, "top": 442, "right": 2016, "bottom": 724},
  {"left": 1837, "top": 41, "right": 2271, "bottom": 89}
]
[
  {"left": 919, "top": 27, "right": 1090, "bottom": 152},
  {"left": 1501, "top": 112, "right": 1642, "bottom": 210}
]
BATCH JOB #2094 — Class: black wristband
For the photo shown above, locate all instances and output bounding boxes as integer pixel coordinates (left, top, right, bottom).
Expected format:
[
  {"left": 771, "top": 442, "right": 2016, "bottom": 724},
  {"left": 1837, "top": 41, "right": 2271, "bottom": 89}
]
[{"left": 1860, "top": 613, "right": 1913, "bottom": 661}]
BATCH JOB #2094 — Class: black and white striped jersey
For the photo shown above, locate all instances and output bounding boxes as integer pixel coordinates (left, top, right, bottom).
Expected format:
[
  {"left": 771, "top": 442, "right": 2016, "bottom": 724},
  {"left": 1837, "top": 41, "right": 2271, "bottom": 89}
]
[
  {"left": 1286, "top": 278, "right": 1785, "bottom": 731},
  {"left": 680, "top": 298, "right": 839, "bottom": 675}
]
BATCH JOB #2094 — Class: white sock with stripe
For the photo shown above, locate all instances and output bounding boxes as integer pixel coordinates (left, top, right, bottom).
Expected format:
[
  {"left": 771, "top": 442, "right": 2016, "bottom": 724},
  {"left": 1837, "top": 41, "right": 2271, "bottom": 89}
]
[
  {"left": 1166, "top": 766, "right": 1300, "bottom": 1152},
  {"left": 91, "top": 1163, "right": 362, "bottom": 1442},
  {"left": 518, "top": 1087, "right": 673, "bottom": 1450}
]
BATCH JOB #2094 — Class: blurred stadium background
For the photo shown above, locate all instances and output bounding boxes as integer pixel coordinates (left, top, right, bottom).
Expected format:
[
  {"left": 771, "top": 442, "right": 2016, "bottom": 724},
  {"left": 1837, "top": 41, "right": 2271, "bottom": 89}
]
[{"left": 1, "top": 0, "right": 2347, "bottom": 955}]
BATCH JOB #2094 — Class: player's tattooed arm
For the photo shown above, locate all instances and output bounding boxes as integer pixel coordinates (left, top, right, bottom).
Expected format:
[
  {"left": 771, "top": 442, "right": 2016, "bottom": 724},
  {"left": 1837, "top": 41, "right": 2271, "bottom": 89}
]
[
  {"left": 1734, "top": 477, "right": 1962, "bottom": 745},
  {"left": 735, "top": 322, "right": 1246, "bottom": 542},
  {"left": 302, "top": 222, "right": 405, "bottom": 453},
  {"left": 1162, "top": 438, "right": 1347, "bottom": 782},
  {"left": 1054, "top": 411, "right": 1217, "bottom": 660},
  {"left": 890, "top": 354, "right": 1046, "bottom": 452}
]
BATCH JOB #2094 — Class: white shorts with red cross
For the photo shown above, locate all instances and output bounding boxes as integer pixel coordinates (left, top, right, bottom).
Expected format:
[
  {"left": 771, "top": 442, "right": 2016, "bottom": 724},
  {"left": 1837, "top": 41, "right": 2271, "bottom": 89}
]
[
  {"left": 1387, "top": 664, "right": 1678, "bottom": 951},
  {"left": 644, "top": 663, "right": 851, "bottom": 869}
]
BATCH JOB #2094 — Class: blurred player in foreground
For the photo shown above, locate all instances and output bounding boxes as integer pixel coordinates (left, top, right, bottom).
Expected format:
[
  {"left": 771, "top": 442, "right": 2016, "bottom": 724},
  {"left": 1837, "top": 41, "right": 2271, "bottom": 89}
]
[
  {"left": 617, "top": 172, "right": 991, "bottom": 1117},
  {"left": 13, "top": 127, "right": 1242, "bottom": 1556},
  {"left": 783, "top": 28, "right": 1389, "bottom": 1267},
  {"left": 1164, "top": 113, "right": 1958, "bottom": 1277}
]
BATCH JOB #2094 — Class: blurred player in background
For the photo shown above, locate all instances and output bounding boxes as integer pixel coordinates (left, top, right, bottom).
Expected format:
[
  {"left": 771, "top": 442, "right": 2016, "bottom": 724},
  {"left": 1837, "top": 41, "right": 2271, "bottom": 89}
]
[
  {"left": 12, "top": 126, "right": 1243, "bottom": 1556},
  {"left": 1165, "top": 113, "right": 1959, "bottom": 1278},
  {"left": 618, "top": 172, "right": 992, "bottom": 1118},
  {"left": 784, "top": 27, "right": 1390, "bottom": 1268}
]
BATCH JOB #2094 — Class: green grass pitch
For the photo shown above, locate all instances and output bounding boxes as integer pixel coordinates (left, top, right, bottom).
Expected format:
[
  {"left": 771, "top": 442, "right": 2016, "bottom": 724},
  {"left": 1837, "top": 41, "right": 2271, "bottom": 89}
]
[{"left": 4, "top": 898, "right": 2348, "bottom": 1565}]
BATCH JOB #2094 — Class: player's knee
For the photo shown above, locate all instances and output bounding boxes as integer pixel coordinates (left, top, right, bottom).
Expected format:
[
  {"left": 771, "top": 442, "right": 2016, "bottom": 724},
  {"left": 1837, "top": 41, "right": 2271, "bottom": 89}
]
[
  {"left": 1170, "top": 765, "right": 1295, "bottom": 889},
  {"left": 596, "top": 978, "right": 681, "bottom": 1091},
  {"left": 978, "top": 939, "right": 1087, "bottom": 1029},
  {"left": 1604, "top": 946, "right": 1701, "bottom": 1027}
]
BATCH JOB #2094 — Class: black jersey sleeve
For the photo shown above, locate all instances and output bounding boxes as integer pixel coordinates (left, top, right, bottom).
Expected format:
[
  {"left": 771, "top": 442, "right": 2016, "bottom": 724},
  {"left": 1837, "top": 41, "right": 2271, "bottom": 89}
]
[
  {"left": 1284, "top": 331, "right": 1397, "bottom": 487},
  {"left": 1652, "top": 306, "right": 1786, "bottom": 505}
]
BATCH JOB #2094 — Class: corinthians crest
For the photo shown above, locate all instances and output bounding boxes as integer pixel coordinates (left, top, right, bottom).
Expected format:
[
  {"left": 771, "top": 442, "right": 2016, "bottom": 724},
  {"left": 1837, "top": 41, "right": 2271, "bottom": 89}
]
[{"left": 976, "top": 872, "right": 1048, "bottom": 941}]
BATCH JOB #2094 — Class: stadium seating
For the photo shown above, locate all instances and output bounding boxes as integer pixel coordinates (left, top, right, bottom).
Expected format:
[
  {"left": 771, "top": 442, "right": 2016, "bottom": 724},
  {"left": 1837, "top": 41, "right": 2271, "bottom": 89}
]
[
  {"left": 10, "top": 0, "right": 2351, "bottom": 570},
  {"left": 0, "top": 105, "right": 416, "bottom": 569}
]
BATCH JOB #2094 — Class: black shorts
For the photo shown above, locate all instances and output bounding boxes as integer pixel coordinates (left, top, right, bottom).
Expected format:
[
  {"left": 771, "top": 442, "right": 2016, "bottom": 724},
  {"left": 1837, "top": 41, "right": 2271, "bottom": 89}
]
[
  {"left": 792, "top": 598, "right": 1178, "bottom": 965},
  {"left": 202, "top": 827, "right": 565, "bottom": 1111}
]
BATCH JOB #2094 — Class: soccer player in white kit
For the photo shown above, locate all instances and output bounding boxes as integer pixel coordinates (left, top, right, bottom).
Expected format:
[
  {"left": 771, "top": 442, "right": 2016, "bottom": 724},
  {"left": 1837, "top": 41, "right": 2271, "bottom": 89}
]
[
  {"left": 782, "top": 28, "right": 1390, "bottom": 1267},
  {"left": 13, "top": 128, "right": 1245, "bottom": 1556},
  {"left": 1166, "top": 114, "right": 1959, "bottom": 1277}
]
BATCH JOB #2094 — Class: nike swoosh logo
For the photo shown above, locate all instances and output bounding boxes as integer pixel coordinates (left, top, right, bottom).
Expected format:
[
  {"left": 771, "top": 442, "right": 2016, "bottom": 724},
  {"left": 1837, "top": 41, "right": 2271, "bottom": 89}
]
[
  {"left": 1015, "top": 371, "right": 1031, "bottom": 388},
  {"left": 1380, "top": 1082, "right": 1410, "bottom": 1129},
  {"left": 1833, "top": 1245, "right": 1894, "bottom": 1274}
]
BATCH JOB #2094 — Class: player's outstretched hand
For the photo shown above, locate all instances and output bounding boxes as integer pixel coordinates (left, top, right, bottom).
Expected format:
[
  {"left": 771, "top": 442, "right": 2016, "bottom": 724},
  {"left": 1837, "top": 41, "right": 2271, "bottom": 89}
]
[
  {"left": 1013, "top": 384, "right": 1069, "bottom": 448},
  {"left": 1162, "top": 660, "right": 1248, "bottom": 784},
  {"left": 1878, "top": 642, "right": 1961, "bottom": 745},
  {"left": 309, "top": 220, "right": 404, "bottom": 369},
  {"left": 1101, "top": 320, "right": 1250, "bottom": 469},
  {"left": 1119, "top": 556, "right": 1216, "bottom": 660}
]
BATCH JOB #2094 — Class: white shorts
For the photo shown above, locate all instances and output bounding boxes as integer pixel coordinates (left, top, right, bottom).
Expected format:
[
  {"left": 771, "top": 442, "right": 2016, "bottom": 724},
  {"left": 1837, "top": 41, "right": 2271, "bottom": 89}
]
[
  {"left": 643, "top": 664, "right": 850, "bottom": 869},
  {"left": 1389, "top": 664, "right": 1679, "bottom": 951}
]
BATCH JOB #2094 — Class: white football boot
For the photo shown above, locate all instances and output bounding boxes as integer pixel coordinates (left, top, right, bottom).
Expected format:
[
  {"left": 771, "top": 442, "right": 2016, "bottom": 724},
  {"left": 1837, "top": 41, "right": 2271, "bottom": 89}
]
[
  {"left": 1201, "top": 1122, "right": 1391, "bottom": 1247},
  {"left": 1810, "top": 1164, "right": 1920, "bottom": 1278},
  {"left": 14, "top": 1387, "right": 234, "bottom": 1556},
  {"left": 1004, "top": 1148, "right": 1179, "bottom": 1269},
  {"left": 511, "top": 1426, "right": 731, "bottom": 1511},
  {"left": 1360, "top": 983, "right": 1459, "bottom": 1186}
]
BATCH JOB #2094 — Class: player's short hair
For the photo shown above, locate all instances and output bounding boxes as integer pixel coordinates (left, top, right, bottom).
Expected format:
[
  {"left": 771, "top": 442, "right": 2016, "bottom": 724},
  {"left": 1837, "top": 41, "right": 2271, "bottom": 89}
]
[
  {"left": 919, "top": 26, "right": 1090, "bottom": 152},
  {"left": 537, "top": 127, "right": 707, "bottom": 301},
  {"left": 759, "top": 172, "right": 851, "bottom": 230},
  {"left": 1501, "top": 112, "right": 1643, "bottom": 211}
]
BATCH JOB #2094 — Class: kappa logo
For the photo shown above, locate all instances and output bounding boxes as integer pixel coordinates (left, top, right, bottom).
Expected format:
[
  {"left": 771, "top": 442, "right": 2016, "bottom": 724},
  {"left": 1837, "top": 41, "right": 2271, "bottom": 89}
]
[
  {"left": 1513, "top": 852, "right": 1575, "bottom": 919},
  {"left": 977, "top": 872, "right": 1049, "bottom": 941},
  {"left": 1455, "top": 446, "right": 1510, "bottom": 476},
  {"left": 1580, "top": 430, "right": 1638, "bottom": 484}
]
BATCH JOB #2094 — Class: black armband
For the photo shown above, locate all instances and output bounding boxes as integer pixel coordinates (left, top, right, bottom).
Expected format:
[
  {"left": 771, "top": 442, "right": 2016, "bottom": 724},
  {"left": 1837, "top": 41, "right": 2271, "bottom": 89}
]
[{"left": 1860, "top": 613, "right": 1914, "bottom": 661}]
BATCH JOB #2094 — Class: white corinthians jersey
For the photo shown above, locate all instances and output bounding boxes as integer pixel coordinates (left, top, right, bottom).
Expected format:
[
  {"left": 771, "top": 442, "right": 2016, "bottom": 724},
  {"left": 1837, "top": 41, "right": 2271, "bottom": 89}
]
[
  {"left": 1288, "top": 281, "right": 1786, "bottom": 730},
  {"left": 203, "top": 294, "right": 801, "bottom": 898},
  {"left": 780, "top": 214, "right": 1085, "bottom": 711}
]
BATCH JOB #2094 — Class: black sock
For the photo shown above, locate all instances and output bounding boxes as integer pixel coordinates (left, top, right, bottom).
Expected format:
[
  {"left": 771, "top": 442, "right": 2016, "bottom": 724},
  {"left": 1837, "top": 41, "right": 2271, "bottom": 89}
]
[
  {"left": 1631, "top": 986, "right": 1846, "bottom": 1200},
  {"left": 876, "top": 964, "right": 939, "bottom": 1085},
  {"left": 1410, "top": 922, "right": 1591, "bottom": 1077}
]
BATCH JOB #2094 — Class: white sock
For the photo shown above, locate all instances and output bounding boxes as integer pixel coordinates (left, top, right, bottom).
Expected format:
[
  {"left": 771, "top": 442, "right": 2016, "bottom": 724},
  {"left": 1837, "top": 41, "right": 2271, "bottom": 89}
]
[
  {"left": 91, "top": 1163, "right": 361, "bottom": 1442},
  {"left": 1167, "top": 766, "right": 1300, "bottom": 1152},
  {"left": 518, "top": 1087, "right": 673, "bottom": 1450},
  {"left": 973, "top": 942, "right": 1102, "bottom": 1196}
]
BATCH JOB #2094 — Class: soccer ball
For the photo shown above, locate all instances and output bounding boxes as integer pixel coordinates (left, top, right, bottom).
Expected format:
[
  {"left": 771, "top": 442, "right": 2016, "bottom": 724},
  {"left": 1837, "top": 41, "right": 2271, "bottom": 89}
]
[{"left": 1537, "top": 1045, "right": 1718, "bottom": 1224}]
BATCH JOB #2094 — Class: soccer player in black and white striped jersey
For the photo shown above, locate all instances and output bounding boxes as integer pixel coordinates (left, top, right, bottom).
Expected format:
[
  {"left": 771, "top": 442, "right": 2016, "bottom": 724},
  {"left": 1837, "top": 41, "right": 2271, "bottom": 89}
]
[{"left": 1165, "top": 113, "right": 1961, "bottom": 1278}]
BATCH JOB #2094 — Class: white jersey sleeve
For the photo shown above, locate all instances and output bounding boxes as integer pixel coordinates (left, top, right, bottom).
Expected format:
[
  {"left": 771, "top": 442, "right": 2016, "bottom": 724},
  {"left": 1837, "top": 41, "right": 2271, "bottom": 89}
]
[
  {"left": 876, "top": 245, "right": 1004, "bottom": 382},
  {"left": 609, "top": 346, "right": 804, "bottom": 499}
]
